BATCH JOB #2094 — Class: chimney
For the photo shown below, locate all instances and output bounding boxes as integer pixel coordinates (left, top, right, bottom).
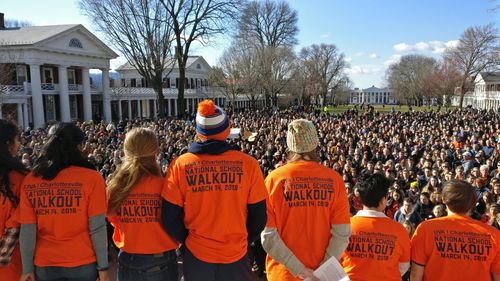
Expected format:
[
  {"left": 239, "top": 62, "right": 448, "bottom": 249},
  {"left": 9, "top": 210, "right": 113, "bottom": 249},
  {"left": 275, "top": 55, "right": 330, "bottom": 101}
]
[{"left": 0, "top": 13, "right": 4, "bottom": 29}]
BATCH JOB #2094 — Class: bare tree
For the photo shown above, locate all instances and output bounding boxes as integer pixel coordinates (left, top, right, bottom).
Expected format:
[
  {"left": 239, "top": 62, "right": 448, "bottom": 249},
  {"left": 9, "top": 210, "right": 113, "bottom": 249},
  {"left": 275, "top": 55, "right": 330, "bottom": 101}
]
[
  {"left": 299, "top": 44, "right": 349, "bottom": 106},
  {"left": 211, "top": 45, "right": 246, "bottom": 106},
  {"left": 258, "top": 46, "right": 297, "bottom": 106},
  {"left": 444, "top": 23, "right": 500, "bottom": 108},
  {"left": 386, "top": 54, "right": 438, "bottom": 106},
  {"left": 423, "top": 60, "right": 462, "bottom": 106},
  {"left": 237, "top": 0, "right": 298, "bottom": 48},
  {"left": 79, "top": 0, "right": 173, "bottom": 117},
  {"left": 235, "top": 0, "right": 299, "bottom": 106},
  {"left": 4, "top": 19, "right": 32, "bottom": 28},
  {"left": 159, "top": 0, "right": 242, "bottom": 116}
]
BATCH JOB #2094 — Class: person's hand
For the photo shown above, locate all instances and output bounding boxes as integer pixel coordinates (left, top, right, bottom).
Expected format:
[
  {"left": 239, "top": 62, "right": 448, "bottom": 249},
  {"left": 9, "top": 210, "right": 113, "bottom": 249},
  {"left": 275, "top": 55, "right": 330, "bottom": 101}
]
[
  {"left": 297, "top": 267, "right": 319, "bottom": 281},
  {"left": 97, "top": 270, "right": 109, "bottom": 281},
  {"left": 20, "top": 273, "right": 35, "bottom": 281}
]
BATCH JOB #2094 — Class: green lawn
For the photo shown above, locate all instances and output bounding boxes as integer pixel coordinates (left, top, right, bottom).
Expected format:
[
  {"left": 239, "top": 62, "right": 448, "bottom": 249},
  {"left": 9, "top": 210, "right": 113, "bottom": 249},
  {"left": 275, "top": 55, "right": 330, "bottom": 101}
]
[{"left": 320, "top": 105, "right": 454, "bottom": 114}]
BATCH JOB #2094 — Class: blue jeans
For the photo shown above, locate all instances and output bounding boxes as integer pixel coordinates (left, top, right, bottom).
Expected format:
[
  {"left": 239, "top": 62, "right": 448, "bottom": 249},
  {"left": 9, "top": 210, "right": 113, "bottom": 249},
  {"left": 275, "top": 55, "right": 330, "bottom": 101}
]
[
  {"left": 183, "top": 248, "right": 256, "bottom": 281},
  {"left": 35, "top": 263, "right": 97, "bottom": 281},
  {"left": 118, "top": 250, "right": 178, "bottom": 281}
]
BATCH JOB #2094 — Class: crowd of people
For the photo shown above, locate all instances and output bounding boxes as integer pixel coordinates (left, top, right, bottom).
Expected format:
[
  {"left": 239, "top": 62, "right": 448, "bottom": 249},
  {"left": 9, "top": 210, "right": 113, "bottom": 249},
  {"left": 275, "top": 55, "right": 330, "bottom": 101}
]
[{"left": 1, "top": 102, "right": 500, "bottom": 281}]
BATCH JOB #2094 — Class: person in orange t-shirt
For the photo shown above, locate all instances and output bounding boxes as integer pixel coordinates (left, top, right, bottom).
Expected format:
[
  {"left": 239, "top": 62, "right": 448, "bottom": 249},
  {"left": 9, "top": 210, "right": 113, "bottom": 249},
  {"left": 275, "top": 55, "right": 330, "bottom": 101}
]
[
  {"left": 18, "top": 123, "right": 109, "bottom": 281},
  {"left": 162, "top": 100, "right": 268, "bottom": 281},
  {"left": 107, "top": 128, "right": 179, "bottom": 281},
  {"left": 341, "top": 172, "right": 411, "bottom": 281},
  {"left": 262, "top": 119, "right": 351, "bottom": 281},
  {"left": 411, "top": 180, "right": 500, "bottom": 281},
  {"left": 0, "top": 119, "right": 28, "bottom": 281}
]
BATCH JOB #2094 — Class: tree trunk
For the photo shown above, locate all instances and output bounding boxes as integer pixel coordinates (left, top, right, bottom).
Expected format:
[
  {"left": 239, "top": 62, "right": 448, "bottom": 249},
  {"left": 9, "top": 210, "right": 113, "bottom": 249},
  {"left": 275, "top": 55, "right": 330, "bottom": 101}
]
[
  {"left": 156, "top": 84, "right": 165, "bottom": 118},
  {"left": 459, "top": 84, "right": 466, "bottom": 108}
]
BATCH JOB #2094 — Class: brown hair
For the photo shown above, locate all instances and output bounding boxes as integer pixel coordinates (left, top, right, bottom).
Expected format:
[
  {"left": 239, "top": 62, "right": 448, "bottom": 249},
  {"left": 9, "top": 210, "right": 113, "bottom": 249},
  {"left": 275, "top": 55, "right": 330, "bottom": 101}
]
[
  {"left": 287, "top": 147, "right": 320, "bottom": 163},
  {"left": 107, "top": 128, "right": 160, "bottom": 213},
  {"left": 442, "top": 180, "right": 477, "bottom": 214}
]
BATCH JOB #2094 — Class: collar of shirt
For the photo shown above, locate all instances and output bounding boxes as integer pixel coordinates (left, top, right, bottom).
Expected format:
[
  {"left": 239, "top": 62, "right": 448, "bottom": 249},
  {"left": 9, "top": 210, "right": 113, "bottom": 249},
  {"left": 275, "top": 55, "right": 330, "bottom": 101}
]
[{"left": 355, "top": 210, "right": 387, "bottom": 218}]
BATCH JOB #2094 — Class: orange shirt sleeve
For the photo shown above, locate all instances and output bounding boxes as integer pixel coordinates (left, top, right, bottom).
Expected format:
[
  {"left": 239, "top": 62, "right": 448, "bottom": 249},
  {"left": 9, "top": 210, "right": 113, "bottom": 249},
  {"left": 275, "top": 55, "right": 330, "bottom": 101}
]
[
  {"left": 411, "top": 223, "right": 428, "bottom": 266},
  {"left": 264, "top": 176, "right": 276, "bottom": 228},
  {"left": 162, "top": 159, "right": 184, "bottom": 207},
  {"left": 247, "top": 160, "right": 267, "bottom": 204},
  {"left": 330, "top": 173, "right": 350, "bottom": 225},
  {"left": 87, "top": 174, "right": 107, "bottom": 217},
  {"left": 19, "top": 178, "right": 36, "bottom": 224}
]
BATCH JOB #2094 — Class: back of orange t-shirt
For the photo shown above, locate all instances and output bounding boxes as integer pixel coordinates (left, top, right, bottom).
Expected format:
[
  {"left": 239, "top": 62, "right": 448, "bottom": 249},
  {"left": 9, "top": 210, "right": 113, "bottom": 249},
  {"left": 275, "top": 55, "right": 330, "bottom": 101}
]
[
  {"left": 265, "top": 161, "right": 350, "bottom": 281},
  {"left": 411, "top": 214, "right": 500, "bottom": 281},
  {"left": 162, "top": 150, "right": 268, "bottom": 263},
  {"left": 18, "top": 166, "right": 107, "bottom": 267},
  {"left": 341, "top": 214, "right": 410, "bottom": 281},
  {"left": 108, "top": 175, "right": 179, "bottom": 254},
  {"left": 0, "top": 171, "right": 25, "bottom": 281}
]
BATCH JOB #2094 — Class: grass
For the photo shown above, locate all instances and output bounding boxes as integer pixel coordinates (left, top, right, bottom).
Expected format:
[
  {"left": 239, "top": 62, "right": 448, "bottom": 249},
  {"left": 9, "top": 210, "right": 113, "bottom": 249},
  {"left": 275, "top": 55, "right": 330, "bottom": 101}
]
[{"left": 319, "top": 105, "right": 455, "bottom": 114}]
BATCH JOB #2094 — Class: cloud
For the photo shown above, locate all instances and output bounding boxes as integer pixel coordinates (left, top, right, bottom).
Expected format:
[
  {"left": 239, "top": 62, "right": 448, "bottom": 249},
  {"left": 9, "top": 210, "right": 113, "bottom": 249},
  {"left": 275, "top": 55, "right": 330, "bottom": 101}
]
[
  {"left": 393, "top": 40, "right": 458, "bottom": 53},
  {"left": 394, "top": 43, "right": 412, "bottom": 52},
  {"left": 354, "top": 52, "right": 365, "bottom": 57},
  {"left": 346, "top": 65, "right": 382, "bottom": 75},
  {"left": 384, "top": 54, "right": 402, "bottom": 66},
  {"left": 345, "top": 56, "right": 352, "bottom": 62},
  {"left": 369, "top": 53, "right": 378, "bottom": 59}
]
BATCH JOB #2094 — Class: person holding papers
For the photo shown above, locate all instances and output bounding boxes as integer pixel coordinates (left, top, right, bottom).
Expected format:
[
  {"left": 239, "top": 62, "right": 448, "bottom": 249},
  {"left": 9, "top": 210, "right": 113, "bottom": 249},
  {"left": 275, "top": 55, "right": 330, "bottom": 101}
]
[
  {"left": 261, "top": 119, "right": 351, "bottom": 281},
  {"left": 341, "top": 172, "right": 411, "bottom": 280}
]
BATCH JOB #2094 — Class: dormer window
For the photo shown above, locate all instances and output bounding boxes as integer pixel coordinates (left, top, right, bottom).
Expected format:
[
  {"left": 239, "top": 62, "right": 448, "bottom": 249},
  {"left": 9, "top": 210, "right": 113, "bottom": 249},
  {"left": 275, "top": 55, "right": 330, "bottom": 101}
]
[
  {"left": 69, "top": 38, "right": 83, "bottom": 49},
  {"left": 196, "top": 63, "right": 201, "bottom": 69}
]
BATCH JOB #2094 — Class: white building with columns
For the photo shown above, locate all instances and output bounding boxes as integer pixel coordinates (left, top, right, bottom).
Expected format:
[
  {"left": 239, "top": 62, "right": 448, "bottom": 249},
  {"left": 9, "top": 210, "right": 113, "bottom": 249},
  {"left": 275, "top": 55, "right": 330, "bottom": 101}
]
[
  {"left": 114, "top": 56, "right": 262, "bottom": 118},
  {"left": 0, "top": 22, "right": 118, "bottom": 128},
  {"left": 349, "top": 86, "right": 397, "bottom": 105},
  {"left": 452, "top": 72, "right": 500, "bottom": 110}
]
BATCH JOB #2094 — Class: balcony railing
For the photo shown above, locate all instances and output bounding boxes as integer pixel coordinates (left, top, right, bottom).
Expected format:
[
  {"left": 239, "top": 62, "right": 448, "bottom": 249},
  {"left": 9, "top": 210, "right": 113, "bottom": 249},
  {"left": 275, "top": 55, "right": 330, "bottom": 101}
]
[
  {"left": 41, "top": 83, "right": 59, "bottom": 91},
  {"left": 0, "top": 85, "right": 26, "bottom": 97}
]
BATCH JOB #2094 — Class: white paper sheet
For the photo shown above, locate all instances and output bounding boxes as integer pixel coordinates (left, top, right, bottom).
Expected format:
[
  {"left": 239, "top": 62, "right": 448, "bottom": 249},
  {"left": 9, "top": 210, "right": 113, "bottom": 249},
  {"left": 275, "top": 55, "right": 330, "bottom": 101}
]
[{"left": 304, "top": 257, "right": 350, "bottom": 281}]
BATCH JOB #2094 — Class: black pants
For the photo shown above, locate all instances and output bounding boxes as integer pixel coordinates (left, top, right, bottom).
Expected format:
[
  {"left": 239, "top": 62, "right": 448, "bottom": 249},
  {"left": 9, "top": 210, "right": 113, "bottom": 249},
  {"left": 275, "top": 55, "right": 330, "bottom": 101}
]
[{"left": 183, "top": 248, "right": 256, "bottom": 281}]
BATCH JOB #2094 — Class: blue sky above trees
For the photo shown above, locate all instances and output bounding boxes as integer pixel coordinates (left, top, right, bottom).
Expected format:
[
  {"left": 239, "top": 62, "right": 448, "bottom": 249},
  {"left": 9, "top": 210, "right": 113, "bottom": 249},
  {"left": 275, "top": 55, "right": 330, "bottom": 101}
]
[{"left": 3, "top": 0, "right": 498, "bottom": 88}]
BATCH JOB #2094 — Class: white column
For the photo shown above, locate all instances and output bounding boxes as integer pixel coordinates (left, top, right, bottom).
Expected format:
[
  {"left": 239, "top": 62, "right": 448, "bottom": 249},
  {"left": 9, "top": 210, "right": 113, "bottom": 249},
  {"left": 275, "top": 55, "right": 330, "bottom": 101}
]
[
  {"left": 102, "top": 69, "right": 112, "bottom": 122},
  {"left": 82, "top": 67, "right": 92, "bottom": 121},
  {"left": 136, "top": 100, "right": 141, "bottom": 118},
  {"left": 118, "top": 100, "right": 123, "bottom": 121},
  {"left": 23, "top": 102, "right": 29, "bottom": 129},
  {"left": 127, "top": 100, "right": 132, "bottom": 119},
  {"left": 167, "top": 99, "right": 172, "bottom": 116},
  {"left": 153, "top": 99, "right": 157, "bottom": 118},
  {"left": 174, "top": 99, "right": 178, "bottom": 116},
  {"left": 29, "top": 64, "right": 45, "bottom": 128},
  {"left": 146, "top": 99, "right": 150, "bottom": 118},
  {"left": 58, "top": 65, "right": 70, "bottom": 122},
  {"left": 17, "top": 103, "right": 23, "bottom": 126}
]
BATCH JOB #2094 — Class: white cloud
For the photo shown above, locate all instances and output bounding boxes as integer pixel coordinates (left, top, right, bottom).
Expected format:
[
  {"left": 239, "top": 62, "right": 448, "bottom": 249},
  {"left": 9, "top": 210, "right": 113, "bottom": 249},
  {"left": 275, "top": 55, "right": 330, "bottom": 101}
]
[
  {"left": 415, "top": 41, "right": 429, "bottom": 51},
  {"left": 345, "top": 56, "right": 352, "bottom": 62},
  {"left": 393, "top": 40, "right": 458, "bottom": 54},
  {"left": 384, "top": 54, "right": 402, "bottom": 66},
  {"left": 369, "top": 53, "right": 378, "bottom": 59},
  {"left": 354, "top": 52, "right": 365, "bottom": 57},
  {"left": 346, "top": 65, "right": 382, "bottom": 75},
  {"left": 394, "top": 43, "right": 412, "bottom": 52}
]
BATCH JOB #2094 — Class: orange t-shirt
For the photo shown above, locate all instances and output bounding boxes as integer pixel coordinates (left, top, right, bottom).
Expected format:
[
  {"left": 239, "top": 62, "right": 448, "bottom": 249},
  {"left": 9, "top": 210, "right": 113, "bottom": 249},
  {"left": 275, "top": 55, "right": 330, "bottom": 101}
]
[
  {"left": 108, "top": 175, "right": 179, "bottom": 254},
  {"left": 265, "top": 160, "right": 350, "bottom": 281},
  {"left": 411, "top": 214, "right": 500, "bottom": 281},
  {"left": 18, "top": 166, "right": 107, "bottom": 267},
  {"left": 162, "top": 150, "right": 268, "bottom": 263},
  {"left": 341, "top": 211, "right": 410, "bottom": 281},
  {"left": 0, "top": 171, "right": 25, "bottom": 281}
]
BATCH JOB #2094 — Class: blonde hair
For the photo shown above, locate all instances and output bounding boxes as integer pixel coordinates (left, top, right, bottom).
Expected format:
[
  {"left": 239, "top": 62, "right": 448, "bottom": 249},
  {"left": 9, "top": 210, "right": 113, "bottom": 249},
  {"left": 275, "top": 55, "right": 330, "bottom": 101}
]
[
  {"left": 287, "top": 147, "right": 320, "bottom": 163},
  {"left": 107, "top": 128, "right": 160, "bottom": 213}
]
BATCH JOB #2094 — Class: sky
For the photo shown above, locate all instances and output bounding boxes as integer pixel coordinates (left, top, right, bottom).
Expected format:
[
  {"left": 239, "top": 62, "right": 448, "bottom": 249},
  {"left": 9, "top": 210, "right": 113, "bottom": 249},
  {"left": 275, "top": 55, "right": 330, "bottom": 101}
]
[{"left": 2, "top": 0, "right": 499, "bottom": 88}]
